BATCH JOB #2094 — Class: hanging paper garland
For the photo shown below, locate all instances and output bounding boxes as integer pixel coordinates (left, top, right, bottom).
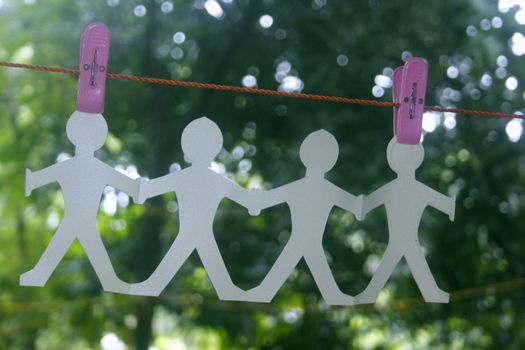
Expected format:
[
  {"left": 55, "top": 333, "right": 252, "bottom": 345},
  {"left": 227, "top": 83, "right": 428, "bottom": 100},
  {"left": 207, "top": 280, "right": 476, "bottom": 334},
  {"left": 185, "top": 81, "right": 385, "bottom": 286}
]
[{"left": 19, "top": 22, "right": 456, "bottom": 305}]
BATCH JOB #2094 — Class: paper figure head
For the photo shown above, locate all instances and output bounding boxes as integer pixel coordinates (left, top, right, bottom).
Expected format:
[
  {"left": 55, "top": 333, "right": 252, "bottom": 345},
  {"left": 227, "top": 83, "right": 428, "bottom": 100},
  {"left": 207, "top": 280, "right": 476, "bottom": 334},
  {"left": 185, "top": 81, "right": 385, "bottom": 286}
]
[
  {"left": 386, "top": 137, "right": 424, "bottom": 174},
  {"left": 181, "top": 117, "right": 223, "bottom": 165},
  {"left": 300, "top": 129, "right": 339, "bottom": 174},
  {"left": 66, "top": 111, "right": 108, "bottom": 152}
]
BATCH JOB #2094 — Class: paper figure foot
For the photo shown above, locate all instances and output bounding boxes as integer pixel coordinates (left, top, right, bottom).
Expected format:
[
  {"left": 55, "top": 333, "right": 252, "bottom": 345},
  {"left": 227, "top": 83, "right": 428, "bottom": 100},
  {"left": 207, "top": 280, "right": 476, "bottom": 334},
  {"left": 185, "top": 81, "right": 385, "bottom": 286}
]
[
  {"left": 215, "top": 285, "right": 252, "bottom": 302},
  {"left": 129, "top": 282, "right": 161, "bottom": 297},
  {"left": 129, "top": 282, "right": 249, "bottom": 300},
  {"left": 422, "top": 288, "right": 449, "bottom": 303},
  {"left": 353, "top": 292, "right": 378, "bottom": 305},
  {"left": 240, "top": 286, "right": 274, "bottom": 303},
  {"left": 19, "top": 270, "right": 47, "bottom": 287},
  {"left": 354, "top": 287, "right": 449, "bottom": 305},
  {"left": 324, "top": 293, "right": 354, "bottom": 306},
  {"left": 103, "top": 281, "right": 132, "bottom": 294}
]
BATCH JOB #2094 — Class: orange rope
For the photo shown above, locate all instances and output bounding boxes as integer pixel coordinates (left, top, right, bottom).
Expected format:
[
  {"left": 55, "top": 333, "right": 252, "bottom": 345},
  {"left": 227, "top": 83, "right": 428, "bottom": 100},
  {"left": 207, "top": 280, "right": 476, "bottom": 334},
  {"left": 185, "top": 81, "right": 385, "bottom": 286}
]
[{"left": 1, "top": 61, "right": 523, "bottom": 120}]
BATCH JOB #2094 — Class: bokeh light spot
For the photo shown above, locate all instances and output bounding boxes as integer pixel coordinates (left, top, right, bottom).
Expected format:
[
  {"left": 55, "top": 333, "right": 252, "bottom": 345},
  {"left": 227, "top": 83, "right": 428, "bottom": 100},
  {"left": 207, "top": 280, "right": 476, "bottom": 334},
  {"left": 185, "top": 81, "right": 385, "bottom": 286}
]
[
  {"left": 259, "top": 14, "right": 274, "bottom": 28},
  {"left": 336, "top": 54, "right": 348, "bottom": 66},
  {"left": 173, "top": 31, "right": 186, "bottom": 44},
  {"left": 401, "top": 51, "right": 413, "bottom": 61},
  {"left": 480, "top": 18, "right": 492, "bottom": 30},
  {"left": 205, "top": 0, "right": 223, "bottom": 18},
  {"left": 505, "top": 76, "right": 518, "bottom": 90},
  {"left": 481, "top": 73, "right": 493, "bottom": 87},
  {"left": 466, "top": 25, "right": 478, "bottom": 36},
  {"left": 422, "top": 111, "right": 441, "bottom": 133},
  {"left": 492, "top": 16, "right": 504, "bottom": 28},
  {"left": 444, "top": 114, "right": 457, "bottom": 129},
  {"left": 171, "top": 47, "right": 184, "bottom": 60},
  {"left": 134, "top": 5, "right": 147, "bottom": 17},
  {"left": 511, "top": 32, "right": 525, "bottom": 55},
  {"left": 100, "top": 333, "right": 126, "bottom": 350},
  {"left": 372, "top": 85, "right": 384, "bottom": 97},
  {"left": 506, "top": 119, "right": 523, "bottom": 142},
  {"left": 374, "top": 74, "right": 392, "bottom": 88},
  {"left": 496, "top": 67, "right": 507, "bottom": 79},
  {"left": 516, "top": 9, "right": 525, "bottom": 24},
  {"left": 447, "top": 66, "right": 459, "bottom": 79},
  {"left": 242, "top": 74, "right": 257, "bottom": 88},
  {"left": 161, "top": 1, "right": 173, "bottom": 12},
  {"left": 497, "top": 55, "right": 508, "bottom": 67}
]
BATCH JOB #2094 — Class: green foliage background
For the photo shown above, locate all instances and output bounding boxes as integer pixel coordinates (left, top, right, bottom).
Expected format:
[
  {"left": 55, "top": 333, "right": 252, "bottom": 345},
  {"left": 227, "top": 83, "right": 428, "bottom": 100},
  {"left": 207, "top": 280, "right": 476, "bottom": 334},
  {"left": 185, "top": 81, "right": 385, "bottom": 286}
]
[{"left": 0, "top": 0, "right": 524, "bottom": 349}]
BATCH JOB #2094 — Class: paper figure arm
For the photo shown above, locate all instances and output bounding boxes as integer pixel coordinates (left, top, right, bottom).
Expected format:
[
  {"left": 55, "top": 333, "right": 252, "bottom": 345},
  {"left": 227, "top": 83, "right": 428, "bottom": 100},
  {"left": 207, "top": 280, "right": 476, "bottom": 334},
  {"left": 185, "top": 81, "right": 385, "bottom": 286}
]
[
  {"left": 102, "top": 165, "right": 140, "bottom": 201},
  {"left": 25, "top": 164, "right": 63, "bottom": 196},
  {"left": 331, "top": 184, "right": 364, "bottom": 220},
  {"left": 222, "top": 174, "right": 289, "bottom": 215},
  {"left": 247, "top": 185, "right": 289, "bottom": 215},
  {"left": 423, "top": 187, "right": 456, "bottom": 221},
  {"left": 362, "top": 186, "right": 389, "bottom": 218},
  {"left": 220, "top": 178, "right": 271, "bottom": 215},
  {"left": 137, "top": 173, "right": 177, "bottom": 204}
]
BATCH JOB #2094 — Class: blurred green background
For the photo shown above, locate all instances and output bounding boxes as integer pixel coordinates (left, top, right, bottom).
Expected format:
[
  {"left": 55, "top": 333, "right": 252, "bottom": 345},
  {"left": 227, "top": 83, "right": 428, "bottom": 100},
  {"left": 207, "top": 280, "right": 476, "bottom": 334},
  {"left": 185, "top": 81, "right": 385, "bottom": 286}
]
[{"left": 1, "top": 0, "right": 525, "bottom": 349}]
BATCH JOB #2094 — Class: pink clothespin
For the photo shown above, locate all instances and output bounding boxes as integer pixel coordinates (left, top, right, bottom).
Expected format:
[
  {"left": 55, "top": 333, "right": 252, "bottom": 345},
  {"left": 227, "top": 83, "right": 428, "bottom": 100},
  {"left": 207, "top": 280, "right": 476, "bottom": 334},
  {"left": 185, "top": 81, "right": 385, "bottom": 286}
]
[
  {"left": 76, "top": 22, "right": 111, "bottom": 114},
  {"left": 392, "top": 57, "right": 428, "bottom": 144}
]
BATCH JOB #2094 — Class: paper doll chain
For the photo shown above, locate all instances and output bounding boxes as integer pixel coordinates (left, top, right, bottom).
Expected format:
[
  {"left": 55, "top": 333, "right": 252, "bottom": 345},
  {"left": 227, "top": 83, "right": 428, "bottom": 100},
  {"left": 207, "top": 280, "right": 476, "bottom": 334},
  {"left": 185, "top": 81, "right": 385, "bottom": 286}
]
[{"left": 1, "top": 60, "right": 524, "bottom": 120}]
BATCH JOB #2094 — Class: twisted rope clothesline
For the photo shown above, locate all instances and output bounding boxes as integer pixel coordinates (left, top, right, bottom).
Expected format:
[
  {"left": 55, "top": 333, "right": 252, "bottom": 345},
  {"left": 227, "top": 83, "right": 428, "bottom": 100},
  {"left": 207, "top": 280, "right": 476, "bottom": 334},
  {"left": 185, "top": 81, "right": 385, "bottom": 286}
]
[
  {"left": 1, "top": 61, "right": 523, "bottom": 120},
  {"left": 1, "top": 62, "right": 523, "bottom": 315}
]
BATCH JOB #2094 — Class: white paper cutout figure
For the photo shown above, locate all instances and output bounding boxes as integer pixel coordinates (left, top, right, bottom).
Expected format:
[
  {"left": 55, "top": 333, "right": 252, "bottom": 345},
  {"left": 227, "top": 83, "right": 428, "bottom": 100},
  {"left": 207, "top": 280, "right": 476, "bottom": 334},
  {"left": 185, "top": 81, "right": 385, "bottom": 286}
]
[
  {"left": 242, "top": 130, "right": 363, "bottom": 305},
  {"left": 354, "top": 138, "right": 455, "bottom": 304},
  {"left": 128, "top": 117, "right": 257, "bottom": 299},
  {"left": 21, "top": 111, "right": 138, "bottom": 293}
]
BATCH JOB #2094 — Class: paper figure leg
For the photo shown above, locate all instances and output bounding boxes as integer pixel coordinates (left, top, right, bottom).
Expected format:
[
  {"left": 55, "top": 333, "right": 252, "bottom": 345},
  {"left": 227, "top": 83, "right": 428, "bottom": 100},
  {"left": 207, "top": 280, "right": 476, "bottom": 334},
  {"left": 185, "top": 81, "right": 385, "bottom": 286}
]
[
  {"left": 354, "top": 245, "right": 403, "bottom": 304},
  {"left": 245, "top": 243, "right": 302, "bottom": 302},
  {"left": 404, "top": 242, "right": 449, "bottom": 303},
  {"left": 304, "top": 249, "right": 354, "bottom": 305},
  {"left": 20, "top": 225, "right": 76, "bottom": 287},
  {"left": 78, "top": 232, "right": 131, "bottom": 294},
  {"left": 196, "top": 239, "right": 245, "bottom": 301},
  {"left": 129, "top": 233, "right": 195, "bottom": 296}
]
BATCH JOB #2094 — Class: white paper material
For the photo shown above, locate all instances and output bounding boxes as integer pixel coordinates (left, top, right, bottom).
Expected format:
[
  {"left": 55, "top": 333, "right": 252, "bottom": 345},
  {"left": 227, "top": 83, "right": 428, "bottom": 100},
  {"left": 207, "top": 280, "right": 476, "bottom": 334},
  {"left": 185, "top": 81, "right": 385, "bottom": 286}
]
[
  {"left": 240, "top": 130, "right": 362, "bottom": 305},
  {"left": 354, "top": 138, "right": 455, "bottom": 304},
  {"left": 20, "top": 111, "right": 138, "bottom": 293},
  {"left": 21, "top": 114, "right": 455, "bottom": 304},
  {"left": 129, "top": 126, "right": 361, "bottom": 304},
  {"left": 129, "top": 117, "right": 257, "bottom": 299}
]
